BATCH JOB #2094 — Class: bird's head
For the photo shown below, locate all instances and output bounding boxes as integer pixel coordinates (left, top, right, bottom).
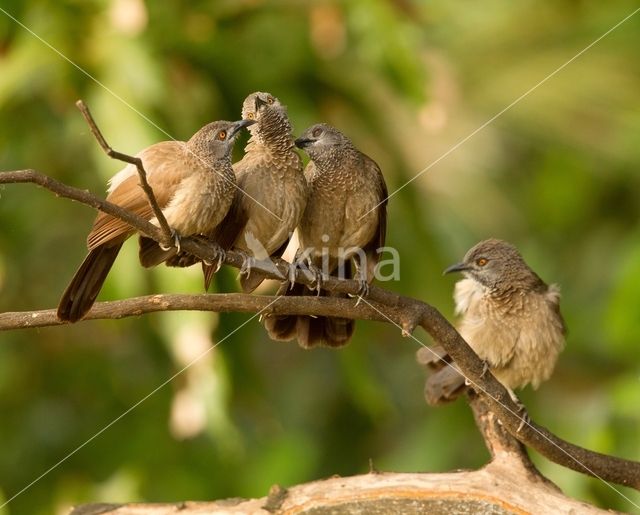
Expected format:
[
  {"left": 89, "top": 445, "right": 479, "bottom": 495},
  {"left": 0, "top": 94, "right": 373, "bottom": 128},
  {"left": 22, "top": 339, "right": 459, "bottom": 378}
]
[
  {"left": 294, "top": 123, "right": 351, "bottom": 161},
  {"left": 444, "top": 238, "right": 539, "bottom": 289},
  {"left": 241, "top": 92, "right": 291, "bottom": 142},
  {"left": 189, "top": 119, "right": 255, "bottom": 159}
]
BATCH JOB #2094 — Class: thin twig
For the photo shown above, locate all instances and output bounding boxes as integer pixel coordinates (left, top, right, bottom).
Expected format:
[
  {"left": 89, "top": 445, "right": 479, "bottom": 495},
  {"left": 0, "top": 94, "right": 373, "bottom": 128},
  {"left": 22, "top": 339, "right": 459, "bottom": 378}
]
[{"left": 75, "top": 99, "right": 174, "bottom": 245}]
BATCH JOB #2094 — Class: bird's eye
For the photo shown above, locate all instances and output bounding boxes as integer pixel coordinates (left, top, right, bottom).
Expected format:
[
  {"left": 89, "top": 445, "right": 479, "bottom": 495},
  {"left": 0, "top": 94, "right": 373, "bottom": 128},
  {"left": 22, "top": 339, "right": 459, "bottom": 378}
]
[
  {"left": 267, "top": 97, "right": 275, "bottom": 104},
  {"left": 247, "top": 113, "right": 254, "bottom": 120},
  {"left": 217, "top": 130, "right": 227, "bottom": 140},
  {"left": 312, "top": 127, "right": 323, "bottom": 138},
  {"left": 476, "top": 258, "right": 488, "bottom": 267}
]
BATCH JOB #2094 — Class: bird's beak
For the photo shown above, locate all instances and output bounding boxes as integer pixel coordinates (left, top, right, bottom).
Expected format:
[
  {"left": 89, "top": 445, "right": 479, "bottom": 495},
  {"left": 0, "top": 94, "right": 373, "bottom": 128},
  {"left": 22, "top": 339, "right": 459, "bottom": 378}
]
[
  {"left": 443, "top": 262, "right": 469, "bottom": 275},
  {"left": 295, "top": 137, "right": 313, "bottom": 149},
  {"left": 230, "top": 119, "right": 256, "bottom": 138},
  {"left": 255, "top": 96, "right": 268, "bottom": 110}
]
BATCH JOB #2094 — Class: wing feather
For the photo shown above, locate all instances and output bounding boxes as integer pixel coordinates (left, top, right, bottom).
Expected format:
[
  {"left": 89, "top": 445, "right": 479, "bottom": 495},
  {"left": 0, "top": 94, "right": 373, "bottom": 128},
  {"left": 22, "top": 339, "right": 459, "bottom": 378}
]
[{"left": 87, "top": 142, "right": 186, "bottom": 250}]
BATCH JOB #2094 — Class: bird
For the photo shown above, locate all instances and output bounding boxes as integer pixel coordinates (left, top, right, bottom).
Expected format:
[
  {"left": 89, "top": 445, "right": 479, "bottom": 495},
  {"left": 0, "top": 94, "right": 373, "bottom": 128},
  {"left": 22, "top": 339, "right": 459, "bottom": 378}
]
[
  {"left": 57, "top": 118, "right": 254, "bottom": 323},
  {"left": 263, "top": 123, "right": 388, "bottom": 348},
  {"left": 421, "top": 238, "right": 566, "bottom": 408},
  {"left": 198, "top": 91, "right": 308, "bottom": 292}
]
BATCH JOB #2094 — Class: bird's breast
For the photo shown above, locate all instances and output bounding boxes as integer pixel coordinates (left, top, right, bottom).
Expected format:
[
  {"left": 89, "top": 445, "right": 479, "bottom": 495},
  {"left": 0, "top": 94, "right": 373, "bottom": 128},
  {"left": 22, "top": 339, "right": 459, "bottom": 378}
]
[{"left": 162, "top": 165, "right": 235, "bottom": 236}]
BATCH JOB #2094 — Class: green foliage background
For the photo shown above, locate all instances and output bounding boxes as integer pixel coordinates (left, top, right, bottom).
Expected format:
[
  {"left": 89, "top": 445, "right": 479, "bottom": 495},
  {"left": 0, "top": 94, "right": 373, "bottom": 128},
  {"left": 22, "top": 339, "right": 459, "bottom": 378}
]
[{"left": 1, "top": 1, "right": 639, "bottom": 513}]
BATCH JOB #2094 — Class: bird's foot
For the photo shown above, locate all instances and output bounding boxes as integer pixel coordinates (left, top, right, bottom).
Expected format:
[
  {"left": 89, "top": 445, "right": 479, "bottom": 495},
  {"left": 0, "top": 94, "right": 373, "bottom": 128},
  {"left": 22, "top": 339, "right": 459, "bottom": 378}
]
[
  {"left": 203, "top": 244, "right": 226, "bottom": 273},
  {"left": 304, "top": 261, "right": 323, "bottom": 295},
  {"left": 287, "top": 261, "right": 299, "bottom": 290},
  {"left": 160, "top": 229, "right": 182, "bottom": 253},
  {"left": 506, "top": 388, "right": 529, "bottom": 432},
  {"left": 516, "top": 406, "right": 530, "bottom": 432},
  {"left": 349, "top": 279, "right": 370, "bottom": 306},
  {"left": 288, "top": 255, "right": 323, "bottom": 294},
  {"left": 464, "top": 360, "right": 490, "bottom": 385},
  {"left": 239, "top": 253, "right": 255, "bottom": 278},
  {"left": 357, "top": 279, "right": 370, "bottom": 297},
  {"left": 286, "top": 249, "right": 306, "bottom": 289}
]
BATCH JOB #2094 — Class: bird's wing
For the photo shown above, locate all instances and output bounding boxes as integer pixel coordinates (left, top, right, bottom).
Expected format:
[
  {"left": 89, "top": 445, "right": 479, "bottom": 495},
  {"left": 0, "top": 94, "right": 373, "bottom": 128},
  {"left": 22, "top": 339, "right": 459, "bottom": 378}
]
[
  {"left": 303, "top": 160, "right": 317, "bottom": 183},
  {"left": 547, "top": 283, "right": 567, "bottom": 336},
  {"left": 204, "top": 159, "right": 254, "bottom": 251},
  {"left": 87, "top": 142, "right": 185, "bottom": 250},
  {"left": 207, "top": 188, "right": 248, "bottom": 251},
  {"left": 200, "top": 164, "right": 251, "bottom": 291},
  {"left": 229, "top": 159, "right": 291, "bottom": 254},
  {"left": 370, "top": 156, "right": 388, "bottom": 249},
  {"left": 361, "top": 156, "right": 388, "bottom": 280}
]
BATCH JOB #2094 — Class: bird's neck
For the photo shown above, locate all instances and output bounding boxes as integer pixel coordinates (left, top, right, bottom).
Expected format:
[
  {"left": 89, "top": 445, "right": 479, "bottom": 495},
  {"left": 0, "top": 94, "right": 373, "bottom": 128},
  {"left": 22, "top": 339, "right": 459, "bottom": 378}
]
[
  {"left": 185, "top": 141, "right": 231, "bottom": 171},
  {"left": 246, "top": 112, "right": 296, "bottom": 156},
  {"left": 184, "top": 136, "right": 223, "bottom": 163},
  {"left": 312, "top": 144, "right": 358, "bottom": 174},
  {"left": 486, "top": 274, "right": 547, "bottom": 299}
]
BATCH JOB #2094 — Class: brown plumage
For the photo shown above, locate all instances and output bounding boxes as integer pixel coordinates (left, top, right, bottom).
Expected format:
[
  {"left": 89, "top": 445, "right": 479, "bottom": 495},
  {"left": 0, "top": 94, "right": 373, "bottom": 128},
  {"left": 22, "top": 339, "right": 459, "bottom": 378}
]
[
  {"left": 424, "top": 239, "right": 566, "bottom": 404},
  {"left": 263, "top": 124, "right": 388, "bottom": 348},
  {"left": 57, "top": 119, "right": 252, "bottom": 322},
  {"left": 199, "top": 92, "right": 308, "bottom": 292}
]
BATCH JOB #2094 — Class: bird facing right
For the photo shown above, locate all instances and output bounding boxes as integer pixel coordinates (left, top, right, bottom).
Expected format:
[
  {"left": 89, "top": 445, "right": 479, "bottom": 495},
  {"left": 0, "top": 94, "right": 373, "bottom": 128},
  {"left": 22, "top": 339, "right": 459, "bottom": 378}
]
[
  {"left": 57, "top": 119, "right": 251, "bottom": 323},
  {"left": 423, "top": 239, "right": 566, "bottom": 404}
]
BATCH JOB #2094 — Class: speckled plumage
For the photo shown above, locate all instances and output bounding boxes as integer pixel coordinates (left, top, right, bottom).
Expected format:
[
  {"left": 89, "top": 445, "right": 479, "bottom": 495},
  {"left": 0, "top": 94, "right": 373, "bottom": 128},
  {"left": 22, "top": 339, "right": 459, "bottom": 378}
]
[
  {"left": 264, "top": 123, "right": 387, "bottom": 348},
  {"left": 57, "top": 120, "right": 249, "bottom": 322},
  {"left": 424, "top": 239, "right": 566, "bottom": 403},
  {"left": 200, "top": 92, "right": 308, "bottom": 292}
]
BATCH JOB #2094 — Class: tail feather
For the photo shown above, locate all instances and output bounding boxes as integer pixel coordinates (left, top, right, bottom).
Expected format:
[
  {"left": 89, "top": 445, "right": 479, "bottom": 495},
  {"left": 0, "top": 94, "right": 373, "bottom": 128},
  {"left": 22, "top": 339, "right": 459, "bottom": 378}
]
[
  {"left": 57, "top": 243, "right": 123, "bottom": 322},
  {"left": 139, "top": 236, "right": 177, "bottom": 268},
  {"left": 263, "top": 282, "right": 355, "bottom": 349},
  {"left": 424, "top": 366, "right": 467, "bottom": 405},
  {"left": 239, "top": 270, "right": 270, "bottom": 293},
  {"left": 203, "top": 261, "right": 217, "bottom": 291},
  {"left": 417, "top": 346, "right": 468, "bottom": 405},
  {"left": 323, "top": 316, "right": 354, "bottom": 346},
  {"left": 294, "top": 312, "right": 354, "bottom": 348},
  {"left": 263, "top": 282, "right": 305, "bottom": 342}
]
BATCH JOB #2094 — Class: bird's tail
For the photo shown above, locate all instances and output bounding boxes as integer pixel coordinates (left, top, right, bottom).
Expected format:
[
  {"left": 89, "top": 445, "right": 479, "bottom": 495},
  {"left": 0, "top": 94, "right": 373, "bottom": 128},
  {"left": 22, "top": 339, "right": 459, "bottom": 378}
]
[
  {"left": 416, "top": 346, "right": 468, "bottom": 405},
  {"left": 57, "top": 243, "right": 123, "bottom": 322},
  {"left": 138, "top": 236, "right": 177, "bottom": 268},
  {"left": 263, "top": 261, "right": 355, "bottom": 348}
]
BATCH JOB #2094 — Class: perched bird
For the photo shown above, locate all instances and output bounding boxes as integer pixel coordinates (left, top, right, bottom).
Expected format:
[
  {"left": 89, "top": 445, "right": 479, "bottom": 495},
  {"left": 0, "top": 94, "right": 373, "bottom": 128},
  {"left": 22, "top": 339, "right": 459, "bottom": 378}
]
[
  {"left": 422, "top": 239, "right": 565, "bottom": 406},
  {"left": 264, "top": 123, "right": 387, "bottom": 348},
  {"left": 57, "top": 119, "right": 253, "bottom": 323},
  {"left": 198, "top": 91, "right": 308, "bottom": 292}
]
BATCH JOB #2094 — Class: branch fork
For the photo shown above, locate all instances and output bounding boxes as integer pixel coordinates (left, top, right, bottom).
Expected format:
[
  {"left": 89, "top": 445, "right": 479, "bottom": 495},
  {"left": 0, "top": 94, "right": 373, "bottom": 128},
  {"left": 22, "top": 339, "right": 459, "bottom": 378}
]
[{"left": 75, "top": 100, "right": 175, "bottom": 250}]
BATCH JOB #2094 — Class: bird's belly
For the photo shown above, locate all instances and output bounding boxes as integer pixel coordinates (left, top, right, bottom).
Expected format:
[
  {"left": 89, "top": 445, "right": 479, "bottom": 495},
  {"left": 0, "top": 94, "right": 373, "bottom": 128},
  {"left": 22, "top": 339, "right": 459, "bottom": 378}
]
[
  {"left": 460, "top": 309, "right": 563, "bottom": 391},
  {"left": 162, "top": 177, "right": 233, "bottom": 236}
]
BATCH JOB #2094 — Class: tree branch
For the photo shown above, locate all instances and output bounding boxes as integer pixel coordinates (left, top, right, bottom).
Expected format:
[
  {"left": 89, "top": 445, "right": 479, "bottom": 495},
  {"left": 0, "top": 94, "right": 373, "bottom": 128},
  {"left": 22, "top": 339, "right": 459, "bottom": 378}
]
[
  {"left": 0, "top": 293, "right": 393, "bottom": 330},
  {"left": 468, "top": 392, "right": 557, "bottom": 487},
  {"left": 69, "top": 470, "right": 608, "bottom": 515},
  {"left": 1, "top": 168, "right": 639, "bottom": 492}
]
